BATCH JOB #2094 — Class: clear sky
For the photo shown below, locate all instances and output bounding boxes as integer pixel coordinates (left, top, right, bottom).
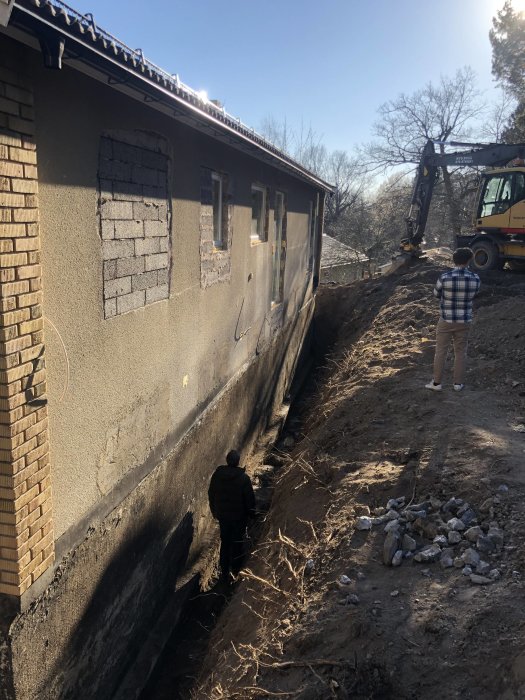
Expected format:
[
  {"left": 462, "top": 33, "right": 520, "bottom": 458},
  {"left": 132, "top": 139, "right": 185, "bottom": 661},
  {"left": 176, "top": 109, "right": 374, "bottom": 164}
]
[{"left": 70, "top": 0, "right": 514, "bottom": 153}]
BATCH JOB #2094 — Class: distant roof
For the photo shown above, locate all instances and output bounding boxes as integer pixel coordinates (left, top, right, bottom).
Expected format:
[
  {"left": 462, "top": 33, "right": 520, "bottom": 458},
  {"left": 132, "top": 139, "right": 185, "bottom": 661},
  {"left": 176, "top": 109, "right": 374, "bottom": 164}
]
[
  {"left": 321, "top": 234, "right": 368, "bottom": 268},
  {"left": 5, "top": 0, "right": 333, "bottom": 192}
]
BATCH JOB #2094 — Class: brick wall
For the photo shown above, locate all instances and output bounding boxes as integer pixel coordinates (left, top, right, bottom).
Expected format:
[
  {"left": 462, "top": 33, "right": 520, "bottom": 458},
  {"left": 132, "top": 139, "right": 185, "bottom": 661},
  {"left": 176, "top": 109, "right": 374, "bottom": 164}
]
[
  {"left": 199, "top": 167, "right": 232, "bottom": 288},
  {"left": 98, "top": 131, "right": 171, "bottom": 318},
  {"left": 0, "top": 61, "right": 54, "bottom": 597}
]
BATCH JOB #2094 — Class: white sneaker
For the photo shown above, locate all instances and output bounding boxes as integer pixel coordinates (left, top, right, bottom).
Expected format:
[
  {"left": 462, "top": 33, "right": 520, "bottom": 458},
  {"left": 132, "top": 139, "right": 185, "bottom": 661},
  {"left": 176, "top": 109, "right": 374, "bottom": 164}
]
[
  {"left": 425, "top": 381, "right": 442, "bottom": 391},
  {"left": 453, "top": 384, "right": 465, "bottom": 392}
]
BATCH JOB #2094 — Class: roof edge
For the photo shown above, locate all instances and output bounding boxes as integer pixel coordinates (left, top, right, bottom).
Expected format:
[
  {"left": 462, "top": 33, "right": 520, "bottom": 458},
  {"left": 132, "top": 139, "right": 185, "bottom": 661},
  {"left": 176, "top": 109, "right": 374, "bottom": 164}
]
[{"left": 9, "top": 0, "right": 334, "bottom": 192}]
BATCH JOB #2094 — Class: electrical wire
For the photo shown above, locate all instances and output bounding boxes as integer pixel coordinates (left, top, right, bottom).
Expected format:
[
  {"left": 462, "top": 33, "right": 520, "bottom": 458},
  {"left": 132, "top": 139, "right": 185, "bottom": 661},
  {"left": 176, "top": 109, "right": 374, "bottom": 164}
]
[{"left": 44, "top": 316, "right": 70, "bottom": 405}]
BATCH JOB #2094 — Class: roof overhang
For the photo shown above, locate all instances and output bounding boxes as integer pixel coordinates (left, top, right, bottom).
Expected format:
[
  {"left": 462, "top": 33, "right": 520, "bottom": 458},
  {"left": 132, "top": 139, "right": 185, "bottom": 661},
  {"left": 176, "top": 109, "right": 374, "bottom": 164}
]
[{"left": 5, "top": 0, "right": 333, "bottom": 193}]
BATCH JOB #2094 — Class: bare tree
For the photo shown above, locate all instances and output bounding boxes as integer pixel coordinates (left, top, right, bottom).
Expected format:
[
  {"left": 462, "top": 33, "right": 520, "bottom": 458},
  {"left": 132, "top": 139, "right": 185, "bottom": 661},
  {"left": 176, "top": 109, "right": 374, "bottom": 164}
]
[
  {"left": 363, "top": 68, "right": 485, "bottom": 236},
  {"left": 479, "top": 89, "right": 516, "bottom": 142},
  {"left": 259, "top": 115, "right": 292, "bottom": 154},
  {"left": 324, "top": 151, "right": 365, "bottom": 226}
]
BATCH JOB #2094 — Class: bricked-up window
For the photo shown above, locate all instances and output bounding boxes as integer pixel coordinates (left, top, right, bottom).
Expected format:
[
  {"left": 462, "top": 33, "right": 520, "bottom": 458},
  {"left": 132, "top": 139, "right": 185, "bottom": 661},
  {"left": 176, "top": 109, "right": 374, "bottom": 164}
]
[
  {"left": 200, "top": 167, "right": 233, "bottom": 288},
  {"left": 98, "top": 131, "right": 171, "bottom": 319},
  {"left": 251, "top": 185, "right": 268, "bottom": 242}
]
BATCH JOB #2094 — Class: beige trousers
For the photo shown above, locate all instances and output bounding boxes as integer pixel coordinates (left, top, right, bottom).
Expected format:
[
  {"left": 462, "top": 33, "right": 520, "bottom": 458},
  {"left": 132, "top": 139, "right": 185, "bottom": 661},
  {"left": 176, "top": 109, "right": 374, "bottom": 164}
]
[{"left": 433, "top": 317, "right": 471, "bottom": 385}]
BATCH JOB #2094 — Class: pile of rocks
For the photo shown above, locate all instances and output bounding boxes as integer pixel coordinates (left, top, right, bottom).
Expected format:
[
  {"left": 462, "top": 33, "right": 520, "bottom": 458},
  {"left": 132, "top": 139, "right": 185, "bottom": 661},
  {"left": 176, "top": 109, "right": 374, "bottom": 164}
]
[{"left": 356, "top": 494, "right": 505, "bottom": 585}]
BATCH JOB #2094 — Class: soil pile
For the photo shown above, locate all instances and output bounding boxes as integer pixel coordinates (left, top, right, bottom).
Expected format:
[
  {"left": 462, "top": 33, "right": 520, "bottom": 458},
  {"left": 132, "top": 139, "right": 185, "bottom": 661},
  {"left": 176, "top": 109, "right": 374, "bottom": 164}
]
[{"left": 193, "top": 255, "right": 525, "bottom": 700}]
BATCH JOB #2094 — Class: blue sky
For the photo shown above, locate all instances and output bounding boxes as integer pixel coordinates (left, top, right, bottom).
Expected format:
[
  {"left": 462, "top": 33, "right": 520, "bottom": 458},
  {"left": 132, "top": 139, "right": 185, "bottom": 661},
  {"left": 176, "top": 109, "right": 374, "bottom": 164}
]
[{"left": 71, "top": 0, "right": 511, "bottom": 153}]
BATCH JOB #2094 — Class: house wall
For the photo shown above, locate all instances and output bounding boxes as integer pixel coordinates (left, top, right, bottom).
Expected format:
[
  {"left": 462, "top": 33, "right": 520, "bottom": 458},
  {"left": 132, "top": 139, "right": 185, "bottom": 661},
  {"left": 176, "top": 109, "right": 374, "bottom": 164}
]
[
  {"left": 0, "top": 35, "right": 322, "bottom": 699},
  {"left": 31, "top": 48, "right": 318, "bottom": 544}
]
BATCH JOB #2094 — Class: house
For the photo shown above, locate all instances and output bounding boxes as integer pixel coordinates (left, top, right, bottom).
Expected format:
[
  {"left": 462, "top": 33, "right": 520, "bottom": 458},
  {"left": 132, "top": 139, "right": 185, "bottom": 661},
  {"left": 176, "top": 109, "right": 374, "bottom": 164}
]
[
  {"left": 0, "top": 1, "right": 331, "bottom": 697},
  {"left": 320, "top": 233, "right": 370, "bottom": 283}
]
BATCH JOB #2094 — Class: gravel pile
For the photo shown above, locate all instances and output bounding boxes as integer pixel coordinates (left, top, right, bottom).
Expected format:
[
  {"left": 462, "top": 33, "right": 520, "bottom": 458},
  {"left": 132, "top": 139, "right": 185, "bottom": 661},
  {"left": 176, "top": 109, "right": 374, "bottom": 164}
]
[{"left": 356, "top": 492, "right": 507, "bottom": 585}]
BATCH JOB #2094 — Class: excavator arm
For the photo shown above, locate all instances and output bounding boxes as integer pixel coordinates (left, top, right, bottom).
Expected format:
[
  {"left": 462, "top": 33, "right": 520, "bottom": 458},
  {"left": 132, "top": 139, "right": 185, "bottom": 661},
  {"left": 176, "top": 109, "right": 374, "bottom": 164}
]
[{"left": 402, "top": 140, "right": 525, "bottom": 251}]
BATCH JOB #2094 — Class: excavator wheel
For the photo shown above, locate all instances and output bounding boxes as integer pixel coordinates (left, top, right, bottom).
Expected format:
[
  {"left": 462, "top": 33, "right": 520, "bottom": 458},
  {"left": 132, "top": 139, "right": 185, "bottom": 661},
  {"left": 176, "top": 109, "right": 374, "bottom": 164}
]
[
  {"left": 471, "top": 240, "right": 500, "bottom": 272},
  {"left": 507, "top": 260, "right": 525, "bottom": 272}
]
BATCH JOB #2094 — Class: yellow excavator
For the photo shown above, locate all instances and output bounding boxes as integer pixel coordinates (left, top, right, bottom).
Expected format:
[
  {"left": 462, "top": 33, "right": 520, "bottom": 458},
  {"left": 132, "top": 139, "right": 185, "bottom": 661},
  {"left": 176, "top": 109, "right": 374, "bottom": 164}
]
[{"left": 403, "top": 140, "right": 525, "bottom": 271}]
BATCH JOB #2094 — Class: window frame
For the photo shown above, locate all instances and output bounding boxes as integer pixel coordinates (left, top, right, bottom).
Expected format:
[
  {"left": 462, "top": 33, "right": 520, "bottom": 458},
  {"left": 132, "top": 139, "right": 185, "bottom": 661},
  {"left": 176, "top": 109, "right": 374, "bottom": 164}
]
[
  {"left": 251, "top": 184, "right": 267, "bottom": 243},
  {"left": 211, "top": 171, "right": 225, "bottom": 249},
  {"left": 271, "top": 190, "right": 286, "bottom": 305},
  {"left": 307, "top": 196, "right": 318, "bottom": 273}
]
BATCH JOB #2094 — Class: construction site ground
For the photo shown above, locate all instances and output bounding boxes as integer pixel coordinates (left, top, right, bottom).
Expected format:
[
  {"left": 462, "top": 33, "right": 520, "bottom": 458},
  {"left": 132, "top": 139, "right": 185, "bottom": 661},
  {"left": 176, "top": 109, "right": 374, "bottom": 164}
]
[{"left": 146, "top": 252, "right": 525, "bottom": 700}]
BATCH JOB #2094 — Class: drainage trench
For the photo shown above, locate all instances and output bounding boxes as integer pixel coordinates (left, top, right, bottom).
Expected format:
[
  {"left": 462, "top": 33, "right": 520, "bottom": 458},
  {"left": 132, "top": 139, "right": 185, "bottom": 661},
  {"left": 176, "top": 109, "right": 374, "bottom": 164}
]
[{"left": 137, "top": 299, "right": 337, "bottom": 699}]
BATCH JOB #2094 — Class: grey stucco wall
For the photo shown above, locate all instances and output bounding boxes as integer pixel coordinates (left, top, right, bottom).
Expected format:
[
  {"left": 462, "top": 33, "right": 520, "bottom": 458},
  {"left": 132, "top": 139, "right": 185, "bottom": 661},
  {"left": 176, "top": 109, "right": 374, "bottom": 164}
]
[
  {"left": 29, "top": 54, "right": 320, "bottom": 545},
  {"left": 7, "top": 300, "right": 313, "bottom": 700}
]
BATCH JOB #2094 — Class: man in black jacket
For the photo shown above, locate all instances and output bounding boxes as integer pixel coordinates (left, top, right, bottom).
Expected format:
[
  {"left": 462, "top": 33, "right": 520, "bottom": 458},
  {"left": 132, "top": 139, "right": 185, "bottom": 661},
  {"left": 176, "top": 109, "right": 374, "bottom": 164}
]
[{"left": 208, "top": 449, "right": 256, "bottom": 583}]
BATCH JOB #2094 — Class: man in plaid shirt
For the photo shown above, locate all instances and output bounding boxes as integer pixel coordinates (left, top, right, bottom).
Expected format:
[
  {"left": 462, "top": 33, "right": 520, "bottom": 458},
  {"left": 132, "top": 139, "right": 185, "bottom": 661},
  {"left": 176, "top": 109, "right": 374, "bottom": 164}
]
[{"left": 426, "top": 248, "right": 480, "bottom": 392}]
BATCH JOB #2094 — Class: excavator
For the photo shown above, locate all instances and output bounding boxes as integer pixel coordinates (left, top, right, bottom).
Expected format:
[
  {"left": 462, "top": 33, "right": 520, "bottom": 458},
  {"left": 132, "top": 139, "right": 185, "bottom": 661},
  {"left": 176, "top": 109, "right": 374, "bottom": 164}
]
[{"left": 403, "top": 139, "right": 525, "bottom": 271}]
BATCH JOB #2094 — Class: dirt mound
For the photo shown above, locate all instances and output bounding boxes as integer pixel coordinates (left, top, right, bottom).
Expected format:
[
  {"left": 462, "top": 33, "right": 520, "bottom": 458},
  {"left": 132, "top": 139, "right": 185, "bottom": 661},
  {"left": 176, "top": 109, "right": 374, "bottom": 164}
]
[{"left": 192, "top": 260, "right": 525, "bottom": 700}]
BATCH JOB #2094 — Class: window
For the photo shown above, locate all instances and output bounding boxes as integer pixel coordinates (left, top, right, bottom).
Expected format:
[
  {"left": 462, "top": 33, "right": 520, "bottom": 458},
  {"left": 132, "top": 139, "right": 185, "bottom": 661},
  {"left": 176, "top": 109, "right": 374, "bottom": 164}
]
[
  {"left": 307, "top": 195, "right": 319, "bottom": 273},
  {"left": 199, "top": 167, "right": 232, "bottom": 288},
  {"left": 212, "top": 172, "right": 224, "bottom": 248},
  {"left": 272, "top": 191, "right": 287, "bottom": 304},
  {"left": 479, "top": 174, "right": 513, "bottom": 217},
  {"left": 251, "top": 185, "right": 267, "bottom": 241}
]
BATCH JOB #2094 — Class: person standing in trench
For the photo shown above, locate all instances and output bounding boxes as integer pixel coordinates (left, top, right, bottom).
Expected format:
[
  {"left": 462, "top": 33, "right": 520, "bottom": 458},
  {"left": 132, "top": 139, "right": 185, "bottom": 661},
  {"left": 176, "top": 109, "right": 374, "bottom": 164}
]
[{"left": 208, "top": 449, "right": 256, "bottom": 584}]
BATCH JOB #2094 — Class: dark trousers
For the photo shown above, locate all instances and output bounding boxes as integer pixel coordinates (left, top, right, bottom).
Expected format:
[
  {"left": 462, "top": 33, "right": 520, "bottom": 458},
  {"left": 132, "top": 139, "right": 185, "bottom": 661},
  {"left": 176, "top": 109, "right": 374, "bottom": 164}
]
[{"left": 219, "top": 519, "right": 247, "bottom": 578}]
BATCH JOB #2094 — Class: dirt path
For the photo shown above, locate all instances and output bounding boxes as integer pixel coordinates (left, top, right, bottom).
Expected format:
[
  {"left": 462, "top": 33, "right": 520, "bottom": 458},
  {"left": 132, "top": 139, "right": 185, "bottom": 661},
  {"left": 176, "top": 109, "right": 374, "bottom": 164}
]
[{"left": 180, "top": 255, "right": 525, "bottom": 699}]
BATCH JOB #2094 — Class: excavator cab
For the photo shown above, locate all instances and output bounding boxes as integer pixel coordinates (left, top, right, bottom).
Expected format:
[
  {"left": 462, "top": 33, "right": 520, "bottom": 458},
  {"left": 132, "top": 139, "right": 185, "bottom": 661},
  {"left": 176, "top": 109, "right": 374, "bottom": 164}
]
[{"left": 476, "top": 170, "right": 525, "bottom": 225}]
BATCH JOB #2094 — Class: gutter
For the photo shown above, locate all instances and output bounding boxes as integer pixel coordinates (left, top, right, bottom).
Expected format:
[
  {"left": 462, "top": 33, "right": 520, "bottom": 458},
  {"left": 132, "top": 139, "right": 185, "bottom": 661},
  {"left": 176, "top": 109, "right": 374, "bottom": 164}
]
[{"left": 7, "top": 0, "right": 333, "bottom": 193}]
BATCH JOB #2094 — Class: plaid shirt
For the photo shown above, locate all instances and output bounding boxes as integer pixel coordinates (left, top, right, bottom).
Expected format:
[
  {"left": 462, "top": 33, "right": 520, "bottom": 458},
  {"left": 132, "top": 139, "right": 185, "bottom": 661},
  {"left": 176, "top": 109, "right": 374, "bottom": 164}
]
[{"left": 434, "top": 267, "right": 480, "bottom": 323}]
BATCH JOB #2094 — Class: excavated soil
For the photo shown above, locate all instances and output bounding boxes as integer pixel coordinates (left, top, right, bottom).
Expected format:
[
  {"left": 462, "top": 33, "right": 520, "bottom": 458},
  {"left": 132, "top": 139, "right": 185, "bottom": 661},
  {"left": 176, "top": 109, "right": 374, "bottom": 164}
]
[{"left": 183, "top": 254, "right": 525, "bottom": 699}]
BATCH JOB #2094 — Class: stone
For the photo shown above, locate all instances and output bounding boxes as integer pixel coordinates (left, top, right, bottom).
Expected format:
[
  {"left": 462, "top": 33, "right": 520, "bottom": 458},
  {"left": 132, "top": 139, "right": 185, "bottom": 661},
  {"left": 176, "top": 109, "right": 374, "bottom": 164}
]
[
  {"left": 383, "top": 531, "right": 400, "bottom": 566},
  {"left": 489, "top": 569, "right": 501, "bottom": 580},
  {"left": 476, "top": 561, "right": 491, "bottom": 576},
  {"left": 440, "top": 554, "right": 454, "bottom": 568},
  {"left": 479, "top": 498, "right": 494, "bottom": 513},
  {"left": 373, "top": 507, "right": 386, "bottom": 516},
  {"left": 402, "top": 534, "right": 417, "bottom": 552},
  {"left": 447, "top": 517, "right": 466, "bottom": 532},
  {"left": 390, "top": 590, "right": 400, "bottom": 597},
  {"left": 462, "top": 548, "right": 480, "bottom": 567},
  {"left": 387, "top": 497, "right": 405, "bottom": 510},
  {"left": 448, "top": 531, "right": 462, "bottom": 545},
  {"left": 305, "top": 559, "right": 315, "bottom": 572},
  {"left": 442, "top": 497, "right": 463, "bottom": 514},
  {"left": 453, "top": 557, "right": 463, "bottom": 568},
  {"left": 498, "top": 484, "right": 509, "bottom": 493},
  {"left": 462, "top": 566, "right": 473, "bottom": 576},
  {"left": 414, "top": 544, "right": 441, "bottom": 563},
  {"left": 384, "top": 519, "right": 401, "bottom": 534},
  {"left": 384, "top": 509, "right": 401, "bottom": 521},
  {"left": 433, "top": 535, "right": 448, "bottom": 547},
  {"left": 457, "top": 502, "right": 470, "bottom": 517},
  {"left": 465, "top": 526, "right": 483, "bottom": 543},
  {"left": 346, "top": 594, "right": 360, "bottom": 605},
  {"left": 392, "top": 550, "right": 404, "bottom": 567},
  {"left": 460, "top": 509, "right": 477, "bottom": 527},
  {"left": 470, "top": 574, "right": 492, "bottom": 585},
  {"left": 357, "top": 572, "right": 366, "bottom": 580},
  {"left": 356, "top": 516, "right": 373, "bottom": 531},
  {"left": 477, "top": 535, "right": 496, "bottom": 554},
  {"left": 404, "top": 509, "right": 427, "bottom": 522},
  {"left": 339, "top": 575, "right": 351, "bottom": 585}
]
